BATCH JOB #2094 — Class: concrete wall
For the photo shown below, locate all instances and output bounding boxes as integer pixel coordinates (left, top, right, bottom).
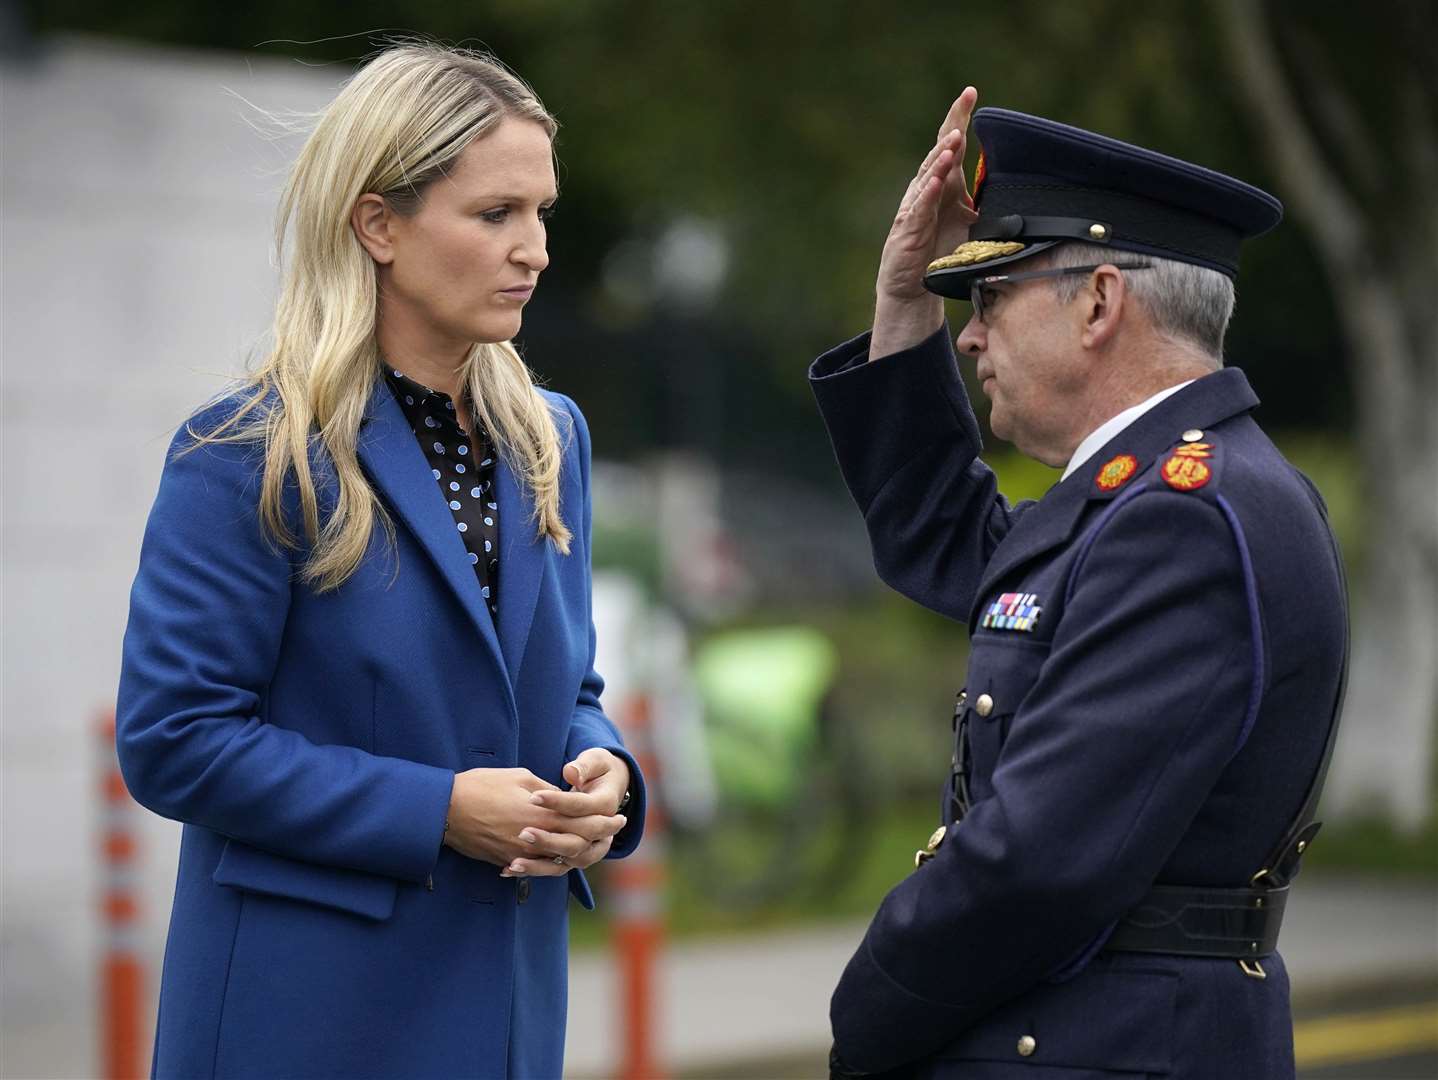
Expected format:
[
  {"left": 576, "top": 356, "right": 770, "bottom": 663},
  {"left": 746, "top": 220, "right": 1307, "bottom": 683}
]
[{"left": 1, "top": 37, "right": 339, "bottom": 1077}]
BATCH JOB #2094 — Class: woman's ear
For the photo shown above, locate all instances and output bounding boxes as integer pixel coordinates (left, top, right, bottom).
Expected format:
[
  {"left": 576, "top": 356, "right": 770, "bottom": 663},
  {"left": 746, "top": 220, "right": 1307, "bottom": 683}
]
[{"left": 351, "top": 194, "right": 396, "bottom": 265}]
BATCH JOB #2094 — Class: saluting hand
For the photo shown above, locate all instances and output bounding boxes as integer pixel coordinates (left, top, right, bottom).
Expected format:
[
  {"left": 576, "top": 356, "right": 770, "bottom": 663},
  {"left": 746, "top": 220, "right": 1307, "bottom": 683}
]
[
  {"left": 870, "top": 87, "right": 980, "bottom": 361},
  {"left": 502, "top": 748, "right": 632, "bottom": 878}
]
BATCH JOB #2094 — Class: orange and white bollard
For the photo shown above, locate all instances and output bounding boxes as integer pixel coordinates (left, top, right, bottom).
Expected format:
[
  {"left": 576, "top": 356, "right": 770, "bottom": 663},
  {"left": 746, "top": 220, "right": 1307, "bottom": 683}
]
[
  {"left": 98, "top": 710, "right": 145, "bottom": 1080},
  {"left": 611, "top": 693, "right": 666, "bottom": 1080}
]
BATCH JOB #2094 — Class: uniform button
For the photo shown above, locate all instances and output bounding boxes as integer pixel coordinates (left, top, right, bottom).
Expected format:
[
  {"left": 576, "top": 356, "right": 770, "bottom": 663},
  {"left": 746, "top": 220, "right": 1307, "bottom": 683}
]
[
  {"left": 1182, "top": 428, "right": 1204, "bottom": 442},
  {"left": 517, "top": 878, "right": 531, "bottom": 904},
  {"left": 975, "top": 693, "right": 994, "bottom": 718},
  {"left": 1017, "top": 1035, "right": 1037, "bottom": 1057}
]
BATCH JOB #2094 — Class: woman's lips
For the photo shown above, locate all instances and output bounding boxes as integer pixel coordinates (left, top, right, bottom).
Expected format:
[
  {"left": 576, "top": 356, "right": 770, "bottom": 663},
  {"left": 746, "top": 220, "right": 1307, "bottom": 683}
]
[{"left": 499, "top": 285, "right": 534, "bottom": 300}]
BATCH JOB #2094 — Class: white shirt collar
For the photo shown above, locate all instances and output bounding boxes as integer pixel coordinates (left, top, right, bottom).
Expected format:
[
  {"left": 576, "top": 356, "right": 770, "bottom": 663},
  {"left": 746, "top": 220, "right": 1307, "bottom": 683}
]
[{"left": 1060, "top": 380, "right": 1195, "bottom": 482}]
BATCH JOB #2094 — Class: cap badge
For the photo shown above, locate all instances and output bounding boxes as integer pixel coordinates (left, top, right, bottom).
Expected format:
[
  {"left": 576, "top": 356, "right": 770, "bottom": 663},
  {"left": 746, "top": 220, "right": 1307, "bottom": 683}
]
[
  {"left": 972, "top": 148, "right": 988, "bottom": 200},
  {"left": 981, "top": 591, "right": 1041, "bottom": 632},
  {"left": 927, "top": 240, "right": 1025, "bottom": 272},
  {"left": 1162, "top": 453, "right": 1212, "bottom": 491},
  {"left": 1095, "top": 453, "right": 1139, "bottom": 492}
]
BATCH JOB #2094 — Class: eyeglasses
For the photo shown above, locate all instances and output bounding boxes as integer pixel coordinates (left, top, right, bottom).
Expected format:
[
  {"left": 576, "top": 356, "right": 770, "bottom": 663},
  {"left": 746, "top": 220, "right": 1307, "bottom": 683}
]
[{"left": 968, "top": 262, "right": 1152, "bottom": 323}]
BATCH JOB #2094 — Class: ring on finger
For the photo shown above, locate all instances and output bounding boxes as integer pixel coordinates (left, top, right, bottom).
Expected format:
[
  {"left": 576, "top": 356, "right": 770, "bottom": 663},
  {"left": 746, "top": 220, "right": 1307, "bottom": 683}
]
[{"left": 552, "top": 855, "right": 567, "bottom": 866}]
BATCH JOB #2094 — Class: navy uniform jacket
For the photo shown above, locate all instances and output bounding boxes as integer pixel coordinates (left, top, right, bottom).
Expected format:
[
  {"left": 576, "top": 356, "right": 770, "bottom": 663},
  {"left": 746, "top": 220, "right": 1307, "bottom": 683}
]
[
  {"left": 117, "top": 384, "right": 645, "bottom": 1079},
  {"left": 810, "top": 327, "right": 1345, "bottom": 1080}
]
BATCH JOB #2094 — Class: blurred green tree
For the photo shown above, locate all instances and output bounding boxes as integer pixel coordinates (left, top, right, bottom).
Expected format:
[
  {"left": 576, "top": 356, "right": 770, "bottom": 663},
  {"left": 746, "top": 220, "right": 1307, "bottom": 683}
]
[
  {"left": 28, "top": 0, "right": 1349, "bottom": 473},
  {"left": 1211, "top": 0, "right": 1436, "bottom": 828}
]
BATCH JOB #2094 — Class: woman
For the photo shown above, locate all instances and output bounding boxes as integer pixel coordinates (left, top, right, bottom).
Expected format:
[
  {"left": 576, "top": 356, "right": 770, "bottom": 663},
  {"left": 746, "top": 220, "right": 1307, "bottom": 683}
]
[{"left": 116, "top": 43, "right": 645, "bottom": 1079}]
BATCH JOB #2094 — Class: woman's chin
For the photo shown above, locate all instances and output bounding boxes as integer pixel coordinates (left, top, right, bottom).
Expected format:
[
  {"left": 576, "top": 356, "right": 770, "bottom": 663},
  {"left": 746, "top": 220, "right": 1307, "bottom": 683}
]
[{"left": 467, "top": 314, "right": 524, "bottom": 345}]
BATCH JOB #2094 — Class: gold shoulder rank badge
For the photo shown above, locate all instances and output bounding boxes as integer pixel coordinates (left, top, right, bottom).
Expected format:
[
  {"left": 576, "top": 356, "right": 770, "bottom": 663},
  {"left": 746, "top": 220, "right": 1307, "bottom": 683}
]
[{"left": 1162, "top": 452, "right": 1211, "bottom": 491}]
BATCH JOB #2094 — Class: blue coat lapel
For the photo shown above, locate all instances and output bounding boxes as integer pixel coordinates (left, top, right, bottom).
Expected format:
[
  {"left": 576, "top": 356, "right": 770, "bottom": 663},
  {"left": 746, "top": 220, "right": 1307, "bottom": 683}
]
[
  {"left": 357, "top": 387, "right": 516, "bottom": 714},
  {"left": 494, "top": 453, "right": 545, "bottom": 682}
]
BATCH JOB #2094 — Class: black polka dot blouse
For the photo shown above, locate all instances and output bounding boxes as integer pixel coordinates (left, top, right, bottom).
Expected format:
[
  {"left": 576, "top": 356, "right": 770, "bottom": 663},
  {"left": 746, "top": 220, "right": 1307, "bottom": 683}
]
[{"left": 383, "top": 367, "right": 501, "bottom": 618}]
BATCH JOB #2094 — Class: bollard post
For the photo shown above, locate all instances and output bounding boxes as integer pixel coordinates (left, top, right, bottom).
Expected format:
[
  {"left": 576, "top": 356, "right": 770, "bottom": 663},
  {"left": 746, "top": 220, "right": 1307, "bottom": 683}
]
[
  {"left": 611, "top": 693, "right": 666, "bottom": 1080},
  {"left": 98, "top": 710, "right": 145, "bottom": 1080}
]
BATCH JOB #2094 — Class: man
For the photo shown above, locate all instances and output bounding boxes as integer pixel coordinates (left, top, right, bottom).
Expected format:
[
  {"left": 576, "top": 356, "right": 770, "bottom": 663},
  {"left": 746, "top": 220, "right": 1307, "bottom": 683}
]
[{"left": 810, "top": 91, "right": 1347, "bottom": 1079}]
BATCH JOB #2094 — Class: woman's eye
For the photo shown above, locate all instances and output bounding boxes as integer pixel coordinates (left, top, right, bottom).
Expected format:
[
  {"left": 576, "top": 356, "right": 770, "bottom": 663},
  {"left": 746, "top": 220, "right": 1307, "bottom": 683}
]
[
  {"left": 538, "top": 205, "right": 557, "bottom": 222},
  {"left": 979, "top": 286, "right": 1001, "bottom": 310},
  {"left": 479, "top": 208, "right": 510, "bottom": 224}
]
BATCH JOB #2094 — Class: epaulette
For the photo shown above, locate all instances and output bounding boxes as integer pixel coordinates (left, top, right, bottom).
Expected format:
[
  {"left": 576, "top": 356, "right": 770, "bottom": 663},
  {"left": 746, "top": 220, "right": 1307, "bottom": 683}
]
[{"left": 1157, "top": 427, "right": 1223, "bottom": 498}]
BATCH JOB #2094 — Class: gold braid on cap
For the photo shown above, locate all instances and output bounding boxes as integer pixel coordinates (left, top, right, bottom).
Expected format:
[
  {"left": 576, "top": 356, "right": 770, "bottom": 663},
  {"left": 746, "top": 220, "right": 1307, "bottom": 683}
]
[{"left": 927, "top": 240, "right": 1026, "bottom": 272}]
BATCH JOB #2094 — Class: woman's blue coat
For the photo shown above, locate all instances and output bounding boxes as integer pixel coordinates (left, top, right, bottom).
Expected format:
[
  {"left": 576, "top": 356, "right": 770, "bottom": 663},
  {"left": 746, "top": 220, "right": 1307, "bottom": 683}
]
[{"left": 116, "top": 382, "right": 646, "bottom": 1079}]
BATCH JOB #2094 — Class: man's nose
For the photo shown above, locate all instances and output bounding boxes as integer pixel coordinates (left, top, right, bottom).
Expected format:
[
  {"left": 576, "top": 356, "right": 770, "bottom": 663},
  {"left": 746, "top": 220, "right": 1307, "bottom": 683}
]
[{"left": 955, "top": 313, "right": 985, "bottom": 356}]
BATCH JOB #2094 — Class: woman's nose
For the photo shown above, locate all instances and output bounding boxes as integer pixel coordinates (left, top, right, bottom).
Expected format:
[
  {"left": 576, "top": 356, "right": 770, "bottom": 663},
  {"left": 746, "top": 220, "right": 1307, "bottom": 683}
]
[{"left": 514, "top": 222, "right": 549, "bottom": 272}]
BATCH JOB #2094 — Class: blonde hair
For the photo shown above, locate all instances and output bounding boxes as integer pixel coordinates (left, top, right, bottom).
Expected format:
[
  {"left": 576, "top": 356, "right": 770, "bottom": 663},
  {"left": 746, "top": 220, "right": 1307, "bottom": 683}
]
[{"left": 191, "top": 42, "right": 571, "bottom": 591}]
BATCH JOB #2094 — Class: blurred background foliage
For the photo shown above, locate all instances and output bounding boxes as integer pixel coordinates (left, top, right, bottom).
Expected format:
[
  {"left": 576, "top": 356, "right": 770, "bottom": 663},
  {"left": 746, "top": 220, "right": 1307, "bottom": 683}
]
[
  {"left": 23, "top": 0, "right": 1431, "bottom": 936},
  {"left": 26, "top": 0, "right": 1362, "bottom": 479}
]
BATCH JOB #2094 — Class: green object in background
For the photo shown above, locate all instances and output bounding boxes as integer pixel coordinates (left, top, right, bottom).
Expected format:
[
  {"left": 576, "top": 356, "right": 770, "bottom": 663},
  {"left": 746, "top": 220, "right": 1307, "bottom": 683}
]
[{"left": 693, "top": 626, "right": 838, "bottom": 810}]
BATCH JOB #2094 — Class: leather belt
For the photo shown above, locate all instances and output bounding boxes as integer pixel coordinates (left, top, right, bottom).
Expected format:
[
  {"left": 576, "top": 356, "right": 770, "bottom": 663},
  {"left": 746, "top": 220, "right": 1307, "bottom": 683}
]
[{"left": 1103, "top": 882, "right": 1288, "bottom": 959}]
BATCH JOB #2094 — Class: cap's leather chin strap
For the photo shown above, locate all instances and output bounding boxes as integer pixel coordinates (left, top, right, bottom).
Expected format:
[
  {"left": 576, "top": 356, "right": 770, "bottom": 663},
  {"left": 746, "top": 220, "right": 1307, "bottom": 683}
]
[{"left": 972, "top": 213, "right": 1115, "bottom": 244}]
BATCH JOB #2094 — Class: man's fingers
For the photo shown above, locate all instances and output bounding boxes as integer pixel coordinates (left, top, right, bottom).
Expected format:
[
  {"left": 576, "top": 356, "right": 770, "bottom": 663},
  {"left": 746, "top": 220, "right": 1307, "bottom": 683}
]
[
  {"left": 897, "top": 155, "right": 951, "bottom": 231},
  {"left": 914, "top": 130, "right": 962, "bottom": 187},
  {"left": 937, "top": 87, "right": 978, "bottom": 141},
  {"left": 899, "top": 132, "right": 963, "bottom": 216},
  {"left": 897, "top": 174, "right": 943, "bottom": 250}
]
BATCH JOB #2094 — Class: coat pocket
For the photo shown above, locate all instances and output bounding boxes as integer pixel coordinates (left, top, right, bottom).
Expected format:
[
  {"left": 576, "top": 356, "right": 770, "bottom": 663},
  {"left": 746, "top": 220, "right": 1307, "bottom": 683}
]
[
  {"left": 212, "top": 840, "right": 400, "bottom": 921},
  {"left": 962, "top": 638, "right": 1051, "bottom": 802},
  {"left": 933, "top": 966, "right": 1177, "bottom": 1074}
]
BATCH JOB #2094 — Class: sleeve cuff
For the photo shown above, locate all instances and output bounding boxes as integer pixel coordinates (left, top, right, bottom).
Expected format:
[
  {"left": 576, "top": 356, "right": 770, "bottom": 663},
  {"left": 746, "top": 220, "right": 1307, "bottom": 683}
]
[
  {"left": 809, "top": 323, "right": 980, "bottom": 513},
  {"left": 601, "top": 743, "right": 647, "bottom": 859}
]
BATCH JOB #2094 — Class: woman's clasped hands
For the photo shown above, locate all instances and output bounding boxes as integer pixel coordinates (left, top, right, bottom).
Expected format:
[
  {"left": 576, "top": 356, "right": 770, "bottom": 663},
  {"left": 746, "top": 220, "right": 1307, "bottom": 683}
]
[{"left": 444, "top": 747, "right": 630, "bottom": 878}]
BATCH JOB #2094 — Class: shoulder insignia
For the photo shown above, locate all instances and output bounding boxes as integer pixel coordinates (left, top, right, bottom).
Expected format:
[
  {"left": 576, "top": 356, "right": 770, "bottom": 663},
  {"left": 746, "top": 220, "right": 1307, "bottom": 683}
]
[
  {"left": 1095, "top": 453, "right": 1139, "bottom": 492},
  {"left": 1162, "top": 452, "right": 1212, "bottom": 491},
  {"left": 1173, "top": 442, "right": 1212, "bottom": 459}
]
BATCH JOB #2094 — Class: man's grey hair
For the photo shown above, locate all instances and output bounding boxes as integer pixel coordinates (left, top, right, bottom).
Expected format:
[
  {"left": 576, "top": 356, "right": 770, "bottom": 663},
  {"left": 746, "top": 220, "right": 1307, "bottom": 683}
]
[{"left": 1040, "top": 242, "right": 1235, "bottom": 364}]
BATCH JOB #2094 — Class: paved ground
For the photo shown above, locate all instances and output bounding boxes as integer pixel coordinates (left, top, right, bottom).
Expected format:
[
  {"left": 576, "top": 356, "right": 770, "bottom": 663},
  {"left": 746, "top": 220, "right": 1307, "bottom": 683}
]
[
  {"left": 564, "top": 874, "right": 1438, "bottom": 1078},
  {"left": 1, "top": 874, "right": 1430, "bottom": 1078}
]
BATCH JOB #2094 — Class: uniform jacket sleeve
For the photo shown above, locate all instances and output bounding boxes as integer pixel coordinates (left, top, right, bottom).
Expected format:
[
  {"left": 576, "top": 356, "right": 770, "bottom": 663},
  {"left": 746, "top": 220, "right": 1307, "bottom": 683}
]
[
  {"left": 557, "top": 394, "right": 647, "bottom": 859},
  {"left": 829, "top": 486, "right": 1259, "bottom": 1073},
  {"left": 809, "top": 326, "right": 1036, "bottom": 622},
  {"left": 116, "top": 413, "right": 456, "bottom": 884}
]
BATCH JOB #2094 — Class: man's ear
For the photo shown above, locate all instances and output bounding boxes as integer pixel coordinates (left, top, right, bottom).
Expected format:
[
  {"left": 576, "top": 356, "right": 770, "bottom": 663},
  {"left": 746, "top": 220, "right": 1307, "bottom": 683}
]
[
  {"left": 351, "top": 193, "right": 396, "bottom": 265},
  {"left": 1079, "top": 264, "right": 1126, "bottom": 350}
]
